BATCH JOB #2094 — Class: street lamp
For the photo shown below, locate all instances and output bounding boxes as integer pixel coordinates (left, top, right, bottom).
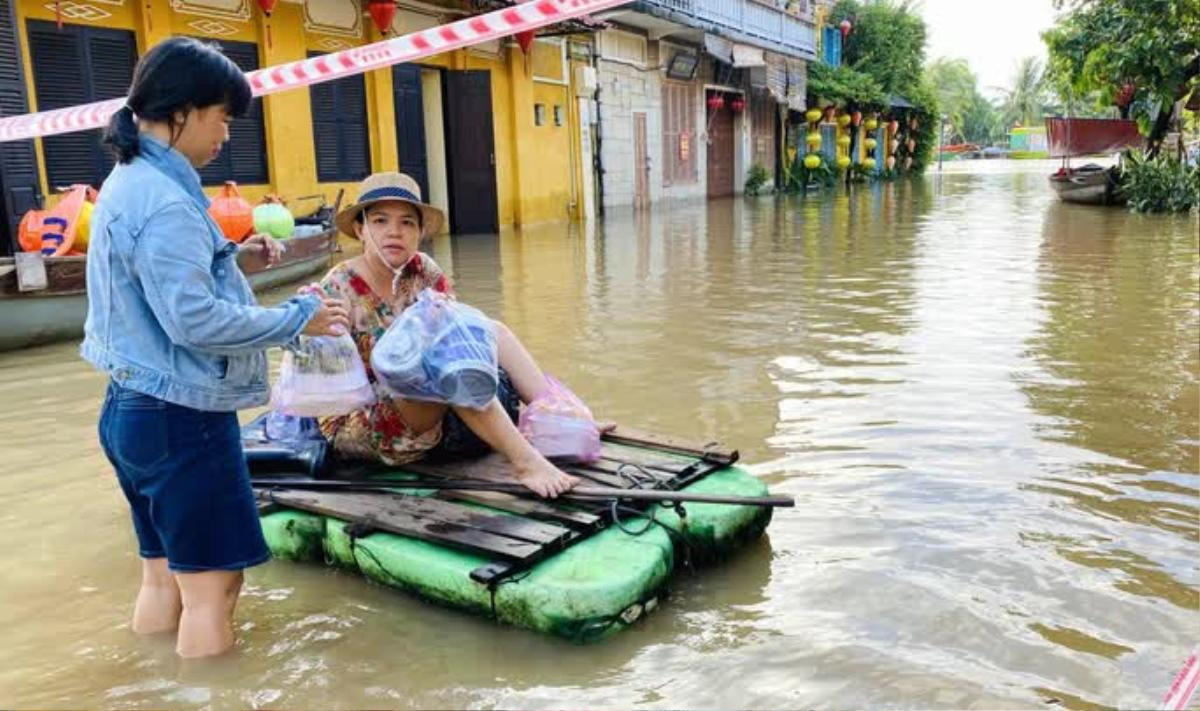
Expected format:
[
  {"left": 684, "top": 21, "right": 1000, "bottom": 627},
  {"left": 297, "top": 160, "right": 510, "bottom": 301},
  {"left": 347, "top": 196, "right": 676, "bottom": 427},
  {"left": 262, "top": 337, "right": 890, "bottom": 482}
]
[{"left": 938, "top": 114, "right": 947, "bottom": 171}]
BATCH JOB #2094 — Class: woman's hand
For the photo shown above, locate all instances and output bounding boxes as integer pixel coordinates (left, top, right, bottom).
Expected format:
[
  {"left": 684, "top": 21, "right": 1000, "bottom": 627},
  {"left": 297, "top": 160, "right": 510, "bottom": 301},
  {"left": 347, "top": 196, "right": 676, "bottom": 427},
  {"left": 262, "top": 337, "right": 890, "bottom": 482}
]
[
  {"left": 237, "top": 233, "right": 285, "bottom": 271},
  {"left": 302, "top": 297, "right": 350, "bottom": 337}
]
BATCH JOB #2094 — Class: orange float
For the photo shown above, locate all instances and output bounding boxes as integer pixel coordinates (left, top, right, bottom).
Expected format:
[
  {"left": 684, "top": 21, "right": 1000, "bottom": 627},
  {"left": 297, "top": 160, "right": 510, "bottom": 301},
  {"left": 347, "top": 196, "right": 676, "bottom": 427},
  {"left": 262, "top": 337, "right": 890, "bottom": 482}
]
[
  {"left": 207, "top": 181, "right": 255, "bottom": 242},
  {"left": 18, "top": 184, "right": 96, "bottom": 256}
]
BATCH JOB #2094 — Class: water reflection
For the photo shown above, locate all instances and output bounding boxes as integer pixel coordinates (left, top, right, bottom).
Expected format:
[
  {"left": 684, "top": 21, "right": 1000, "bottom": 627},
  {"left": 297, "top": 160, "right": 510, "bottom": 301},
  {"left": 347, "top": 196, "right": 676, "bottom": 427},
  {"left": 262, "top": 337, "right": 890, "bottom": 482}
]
[{"left": 0, "top": 165, "right": 1196, "bottom": 709}]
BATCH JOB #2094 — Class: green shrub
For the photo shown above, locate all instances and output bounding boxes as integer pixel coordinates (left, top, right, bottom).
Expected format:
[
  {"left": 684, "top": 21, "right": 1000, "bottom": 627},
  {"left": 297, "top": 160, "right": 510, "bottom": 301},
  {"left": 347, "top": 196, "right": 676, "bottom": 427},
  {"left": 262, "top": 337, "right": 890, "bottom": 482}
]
[
  {"left": 744, "top": 164, "right": 772, "bottom": 196},
  {"left": 1121, "top": 151, "right": 1200, "bottom": 213}
]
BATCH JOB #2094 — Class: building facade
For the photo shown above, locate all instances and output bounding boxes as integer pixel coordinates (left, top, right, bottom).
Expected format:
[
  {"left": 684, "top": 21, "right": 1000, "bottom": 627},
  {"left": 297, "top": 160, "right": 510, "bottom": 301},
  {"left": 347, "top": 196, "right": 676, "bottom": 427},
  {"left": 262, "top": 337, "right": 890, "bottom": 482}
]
[
  {"left": 588, "top": 0, "right": 815, "bottom": 211},
  {"left": 0, "top": 0, "right": 598, "bottom": 254}
]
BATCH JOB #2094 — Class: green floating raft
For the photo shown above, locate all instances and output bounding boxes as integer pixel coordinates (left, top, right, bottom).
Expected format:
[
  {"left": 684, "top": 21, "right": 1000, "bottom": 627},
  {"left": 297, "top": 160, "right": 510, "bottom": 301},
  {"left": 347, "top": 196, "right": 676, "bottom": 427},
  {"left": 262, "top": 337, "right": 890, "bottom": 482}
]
[{"left": 254, "top": 431, "right": 773, "bottom": 642}]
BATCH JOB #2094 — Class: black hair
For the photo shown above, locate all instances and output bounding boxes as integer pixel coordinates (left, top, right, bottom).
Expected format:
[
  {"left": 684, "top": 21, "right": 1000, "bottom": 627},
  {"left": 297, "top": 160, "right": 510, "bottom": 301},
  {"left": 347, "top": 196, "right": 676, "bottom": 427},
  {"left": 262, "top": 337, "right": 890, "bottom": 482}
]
[{"left": 103, "top": 37, "right": 252, "bottom": 164}]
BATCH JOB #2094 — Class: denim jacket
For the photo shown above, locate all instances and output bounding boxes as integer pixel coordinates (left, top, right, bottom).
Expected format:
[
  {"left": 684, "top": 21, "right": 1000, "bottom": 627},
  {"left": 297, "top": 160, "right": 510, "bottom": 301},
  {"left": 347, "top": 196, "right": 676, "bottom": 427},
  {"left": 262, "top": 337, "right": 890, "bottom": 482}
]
[{"left": 81, "top": 134, "right": 320, "bottom": 411}]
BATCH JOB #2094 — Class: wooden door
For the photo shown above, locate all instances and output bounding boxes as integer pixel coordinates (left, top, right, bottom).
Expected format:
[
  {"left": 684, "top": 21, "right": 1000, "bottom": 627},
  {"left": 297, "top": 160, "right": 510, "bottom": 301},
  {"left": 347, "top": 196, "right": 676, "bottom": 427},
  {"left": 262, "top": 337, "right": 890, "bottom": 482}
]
[
  {"left": 443, "top": 70, "right": 498, "bottom": 234},
  {"left": 633, "top": 112, "right": 649, "bottom": 209},
  {"left": 706, "top": 100, "right": 735, "bottom": 198},
  {"left": 392, "top": 63, "right": 430, "bottom": 200}
]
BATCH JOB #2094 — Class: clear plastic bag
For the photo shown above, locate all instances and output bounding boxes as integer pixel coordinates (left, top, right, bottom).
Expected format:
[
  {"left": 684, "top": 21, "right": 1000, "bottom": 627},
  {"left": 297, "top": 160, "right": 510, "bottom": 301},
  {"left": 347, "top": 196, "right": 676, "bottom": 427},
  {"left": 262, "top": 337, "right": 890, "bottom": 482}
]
[
  {"left": 370, "top": 288, "right": 499, "bottom": 409},
  {"left": 518, "top": 375, "right": 601, "bottom": 463},
  {"left": 269, "top": 332, "right": 376, "bottom": 416}
]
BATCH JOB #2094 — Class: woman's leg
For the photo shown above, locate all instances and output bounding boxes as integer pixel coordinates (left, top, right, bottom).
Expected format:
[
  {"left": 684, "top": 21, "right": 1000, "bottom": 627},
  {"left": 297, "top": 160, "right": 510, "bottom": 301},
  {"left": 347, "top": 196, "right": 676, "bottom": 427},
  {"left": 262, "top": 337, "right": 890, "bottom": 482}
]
[
  {"left": 452, "top": 399, "right": 576, "bottom": 497},
  {"left": 174, "top": 570, "right": 243, "bottom": 658},
  {"left": 132, "top": 557, "right": 182, "bottom": 634},
  {"left": 493, "top": 320, "right": 549, "bottom": 404}
]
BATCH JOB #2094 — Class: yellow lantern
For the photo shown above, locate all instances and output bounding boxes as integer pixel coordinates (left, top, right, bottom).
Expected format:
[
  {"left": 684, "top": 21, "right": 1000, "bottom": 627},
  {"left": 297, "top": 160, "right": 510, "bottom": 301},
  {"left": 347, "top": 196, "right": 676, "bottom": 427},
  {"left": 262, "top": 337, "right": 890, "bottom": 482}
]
[
  {"left": 806, "top": 132, "right": 821, "bottom": 147},
  {"left": 804, "top": 154, "right": 821, "bottom": 169},
  {"left": 836, "top": 155, "right": 851, "bottom": 169},
  {"left": 863, "top": 157, "right": 876, "bottom": 170},
  {"left": 837, "top": 134, "right": 852, "bottom": 148},
  {"left": 864, "top": 118, "right": 878, "bottom": 131},
  {"left": 837, "top": 114, "right": 851, "bottom": 127},
  {"left": 864, "top": 138, "right": 877, "bottom": 150},
  {"left": 805, "top": 108, "right": 822, "bottom": 124}
]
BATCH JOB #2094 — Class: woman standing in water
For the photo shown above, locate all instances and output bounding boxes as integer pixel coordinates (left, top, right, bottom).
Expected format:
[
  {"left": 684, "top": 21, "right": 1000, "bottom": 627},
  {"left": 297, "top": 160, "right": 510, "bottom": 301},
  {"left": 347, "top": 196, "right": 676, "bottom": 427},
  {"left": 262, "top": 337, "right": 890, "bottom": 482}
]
[{"left": 81, "top": 37, "right": 349, "bottom": 658}]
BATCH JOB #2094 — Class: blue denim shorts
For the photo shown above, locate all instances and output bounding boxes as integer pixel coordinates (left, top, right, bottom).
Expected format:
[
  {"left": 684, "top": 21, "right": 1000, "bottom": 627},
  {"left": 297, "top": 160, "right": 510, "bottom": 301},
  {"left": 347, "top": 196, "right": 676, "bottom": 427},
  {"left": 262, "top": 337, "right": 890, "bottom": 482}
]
[{"left": 98, "top": 382, "right": 270, "bottom": 572}]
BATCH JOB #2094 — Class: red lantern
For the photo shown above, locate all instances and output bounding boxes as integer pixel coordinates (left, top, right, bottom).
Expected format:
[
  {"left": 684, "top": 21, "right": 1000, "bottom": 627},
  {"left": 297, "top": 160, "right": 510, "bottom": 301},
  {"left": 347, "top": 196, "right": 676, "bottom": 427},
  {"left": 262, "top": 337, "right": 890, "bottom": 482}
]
[
  {"left": 706, "top": 93, "right": 725, "bottom": 111},
  {"left": 367, "top": 0, "right": 397, "bottom": 35},
  {"left": 256, "top": 0, "right": 277, "bottom": 15},
  {"left": 730, "top": 96, "right": 746, "bottom": 113},
  {"left": 851, "top": 110, "right": 862, "bottom": 126},
  {"left": 839, "top": 19, "right": 852, "bottom": 38},
  {"left": 516, "top": 30, "right": 535, "bottom": 54}
]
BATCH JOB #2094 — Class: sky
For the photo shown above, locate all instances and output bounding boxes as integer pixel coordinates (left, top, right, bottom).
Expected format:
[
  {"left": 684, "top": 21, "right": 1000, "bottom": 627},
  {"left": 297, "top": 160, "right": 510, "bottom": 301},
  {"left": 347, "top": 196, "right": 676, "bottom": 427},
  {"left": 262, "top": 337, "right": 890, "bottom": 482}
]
[{"left": 917, "top": 0, "right": 1060, "bottom": 100}]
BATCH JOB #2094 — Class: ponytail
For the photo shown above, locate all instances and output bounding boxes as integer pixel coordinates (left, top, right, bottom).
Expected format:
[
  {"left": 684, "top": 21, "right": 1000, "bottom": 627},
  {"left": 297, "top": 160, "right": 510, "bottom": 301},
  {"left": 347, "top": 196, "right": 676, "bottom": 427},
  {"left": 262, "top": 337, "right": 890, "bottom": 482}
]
[
  {"left": 100, "top": 37, "right": 251, "bottom": 165},
  {"left": 102, "top": 105, "right": 140, "bottom": 164}
]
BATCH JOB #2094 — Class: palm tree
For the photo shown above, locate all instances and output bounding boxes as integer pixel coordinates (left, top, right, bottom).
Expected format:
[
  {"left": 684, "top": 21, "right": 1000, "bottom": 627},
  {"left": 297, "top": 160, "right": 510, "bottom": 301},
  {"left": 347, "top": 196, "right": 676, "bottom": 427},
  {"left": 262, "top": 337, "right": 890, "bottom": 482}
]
[{"left": 998, "top": 57, "right": 1048, "bottom": 128}]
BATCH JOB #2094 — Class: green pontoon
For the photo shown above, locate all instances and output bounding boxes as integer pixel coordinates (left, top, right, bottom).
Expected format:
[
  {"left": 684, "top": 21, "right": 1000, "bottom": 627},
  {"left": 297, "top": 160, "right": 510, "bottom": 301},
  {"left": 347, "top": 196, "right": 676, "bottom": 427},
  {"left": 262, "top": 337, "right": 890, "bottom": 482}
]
[{"left": 252, "top": 427, "right": 777, "bottom": 642}]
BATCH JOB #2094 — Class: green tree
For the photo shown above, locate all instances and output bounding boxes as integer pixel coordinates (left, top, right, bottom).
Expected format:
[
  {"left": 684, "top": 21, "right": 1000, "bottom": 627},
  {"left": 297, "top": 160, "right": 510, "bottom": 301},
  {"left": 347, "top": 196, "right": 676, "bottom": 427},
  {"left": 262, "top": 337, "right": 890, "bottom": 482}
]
[
  {"left": 963, "top": 92, "right": 1003, "bottom": 145},
  {"left": 926, "top": 58, "right": 977, "bottom": 143},
  {"left": 832, "top": 0, "right": 927, "bottom": 96},
  {"left": 1044, "top": 0, "right": 1200, "bottom": 155}
]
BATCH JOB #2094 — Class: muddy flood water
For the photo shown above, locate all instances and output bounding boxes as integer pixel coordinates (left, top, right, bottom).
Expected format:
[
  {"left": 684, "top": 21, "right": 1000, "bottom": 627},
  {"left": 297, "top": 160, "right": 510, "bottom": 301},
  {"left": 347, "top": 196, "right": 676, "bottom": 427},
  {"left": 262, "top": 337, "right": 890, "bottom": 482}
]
[{"left": 0, "top": 161, "right": 1196, "bottom": 709}]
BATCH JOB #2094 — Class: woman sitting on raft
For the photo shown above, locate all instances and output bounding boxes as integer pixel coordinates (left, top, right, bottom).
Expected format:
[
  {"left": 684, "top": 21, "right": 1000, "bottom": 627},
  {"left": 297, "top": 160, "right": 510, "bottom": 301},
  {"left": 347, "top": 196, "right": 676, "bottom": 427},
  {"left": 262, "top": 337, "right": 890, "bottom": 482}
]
[{"left": 314, "top": 172, "right": 589, "bottom": 499}]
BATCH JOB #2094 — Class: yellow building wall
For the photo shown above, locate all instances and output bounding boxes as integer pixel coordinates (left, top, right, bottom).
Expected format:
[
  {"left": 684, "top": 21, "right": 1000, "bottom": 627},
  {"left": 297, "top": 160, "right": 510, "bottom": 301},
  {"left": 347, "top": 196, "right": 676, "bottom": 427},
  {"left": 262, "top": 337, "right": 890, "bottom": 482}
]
[{"left": 12, "top": 0, "right": 588, "bottom": 231}]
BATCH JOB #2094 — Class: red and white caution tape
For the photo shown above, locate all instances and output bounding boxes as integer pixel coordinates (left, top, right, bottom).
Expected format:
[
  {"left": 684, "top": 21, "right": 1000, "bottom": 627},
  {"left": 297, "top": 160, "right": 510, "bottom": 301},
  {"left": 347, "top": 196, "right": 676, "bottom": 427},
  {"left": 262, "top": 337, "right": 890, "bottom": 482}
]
[
  {"left": 1163, "top": 648, "right": 1200, "bottom": 711},
  {"left": 0, "top": 0, "right": 626, "bottom": 143}
]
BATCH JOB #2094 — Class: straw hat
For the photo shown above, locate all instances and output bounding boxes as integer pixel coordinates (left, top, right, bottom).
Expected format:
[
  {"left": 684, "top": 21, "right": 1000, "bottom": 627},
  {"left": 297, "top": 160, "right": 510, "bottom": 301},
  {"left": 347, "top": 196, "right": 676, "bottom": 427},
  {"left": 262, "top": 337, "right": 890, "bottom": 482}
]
[{"left": 334, "top": 172, "right": 445, "bottom": 239}]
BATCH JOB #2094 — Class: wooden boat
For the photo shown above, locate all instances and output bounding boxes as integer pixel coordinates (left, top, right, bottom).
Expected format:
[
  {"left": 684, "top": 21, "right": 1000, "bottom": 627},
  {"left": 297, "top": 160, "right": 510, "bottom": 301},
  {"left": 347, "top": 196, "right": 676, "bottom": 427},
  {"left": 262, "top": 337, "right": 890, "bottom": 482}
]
[
  {"left": 1048, "top": 163, "right": 1123, "bottom": 205},
  {"left": 1045, "top": 117, "right": 1143, "bottom": 205},
  {"left": 0, "top": 226, "right": 337, "bottom": 352},
  {"left": 250, "top": 424, "right": 777, "bottom": 642}
]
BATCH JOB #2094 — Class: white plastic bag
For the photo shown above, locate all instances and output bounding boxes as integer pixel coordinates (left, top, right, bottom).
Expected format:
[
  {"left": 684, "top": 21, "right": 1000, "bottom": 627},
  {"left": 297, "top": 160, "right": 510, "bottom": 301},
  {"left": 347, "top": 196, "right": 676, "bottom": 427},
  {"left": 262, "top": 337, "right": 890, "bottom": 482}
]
[
  {"left": 270, "top": 332, "right": 376, "bottom": 416},
  {"left": 371, "top": 288, "right": 498, "bottom": 409}
]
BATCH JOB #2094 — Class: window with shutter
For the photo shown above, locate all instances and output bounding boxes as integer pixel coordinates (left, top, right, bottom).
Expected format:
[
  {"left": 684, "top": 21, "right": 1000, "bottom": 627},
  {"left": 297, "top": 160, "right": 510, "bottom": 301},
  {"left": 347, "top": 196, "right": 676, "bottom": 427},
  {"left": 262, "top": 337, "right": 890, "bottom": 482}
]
[
  {"left": 308, "top": 51, "right": 370, "bottom": 182},
  {"left": 26, "top": 20, "right": 135, "bottom": 189},
  {"left": 0, "top": 0, "right": 38, "bottom": 254},
  {"left": 196, "top": 40, "right": 268, "bottom": 186}
]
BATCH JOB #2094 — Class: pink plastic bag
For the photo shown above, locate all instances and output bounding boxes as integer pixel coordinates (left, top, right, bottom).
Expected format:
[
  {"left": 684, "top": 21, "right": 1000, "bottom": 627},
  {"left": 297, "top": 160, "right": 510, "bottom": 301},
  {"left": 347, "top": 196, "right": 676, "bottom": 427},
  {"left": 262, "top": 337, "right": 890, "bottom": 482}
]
[{"left": 518, "top": 375, "right": 601, "bottom": 463}]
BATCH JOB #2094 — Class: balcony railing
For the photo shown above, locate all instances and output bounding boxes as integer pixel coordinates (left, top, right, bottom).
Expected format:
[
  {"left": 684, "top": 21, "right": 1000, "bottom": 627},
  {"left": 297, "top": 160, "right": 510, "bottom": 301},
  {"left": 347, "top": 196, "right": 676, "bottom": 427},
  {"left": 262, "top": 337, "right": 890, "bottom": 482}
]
[{"left": 637, "top": 0, "right": 816, "bottom": 59}]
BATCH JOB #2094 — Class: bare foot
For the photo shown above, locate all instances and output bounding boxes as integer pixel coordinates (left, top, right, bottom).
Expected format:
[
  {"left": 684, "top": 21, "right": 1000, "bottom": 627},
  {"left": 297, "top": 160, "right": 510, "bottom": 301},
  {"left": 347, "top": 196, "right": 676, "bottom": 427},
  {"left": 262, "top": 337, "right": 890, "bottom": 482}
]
[
  {"left": 597, "top": 421, "right": 617, "bottom": 434},
  {"left": 513, "top": 455, "right": 578, "bottom": 498}
]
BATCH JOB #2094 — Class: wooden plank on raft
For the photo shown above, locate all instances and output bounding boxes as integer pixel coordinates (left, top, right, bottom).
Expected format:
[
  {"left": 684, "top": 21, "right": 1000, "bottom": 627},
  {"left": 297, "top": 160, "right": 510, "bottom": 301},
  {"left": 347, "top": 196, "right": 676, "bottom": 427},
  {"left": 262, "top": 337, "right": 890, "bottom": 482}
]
[
  {"left": 263, "top": 489, "right": 544, "bottom": 561},
  {"left": 435, "top": 489, "right": 603, "bottom": 530},
  {"left": 601, "top": 425, "right": 738, "bottom": 464},
  {"left": 264, "top": 485, "right": 573, "bottom": 546}
]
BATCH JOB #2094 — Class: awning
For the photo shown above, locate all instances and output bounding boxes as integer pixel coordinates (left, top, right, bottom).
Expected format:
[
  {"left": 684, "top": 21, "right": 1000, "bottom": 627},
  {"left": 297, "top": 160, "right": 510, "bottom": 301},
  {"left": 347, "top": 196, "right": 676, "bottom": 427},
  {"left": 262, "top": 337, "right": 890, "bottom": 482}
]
[
  {"left": 785, "top": 58, "right": 806, "bottom": 111},
  {"left": 754, "top": 53, "right": 787, "bottom": 103},
  {"left": 1045, "top": 117, "right": 1143, "bottom": 158},
  {"left": 888, "top": 94, "right": 914, "bottom": 109},
  {"left": 703, "top": 34, "right": 733, "bottom": 64},
  {"left": 732, "top": 43, "right": 766, "bottom": 68}
]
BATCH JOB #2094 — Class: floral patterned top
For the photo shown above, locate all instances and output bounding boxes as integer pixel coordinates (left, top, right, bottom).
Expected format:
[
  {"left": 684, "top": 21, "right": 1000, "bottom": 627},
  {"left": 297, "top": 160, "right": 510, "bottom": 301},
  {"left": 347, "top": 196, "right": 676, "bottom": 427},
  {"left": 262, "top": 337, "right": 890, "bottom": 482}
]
[{"left": 316, "top": 253, "right": 454, "bottom": 465}]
